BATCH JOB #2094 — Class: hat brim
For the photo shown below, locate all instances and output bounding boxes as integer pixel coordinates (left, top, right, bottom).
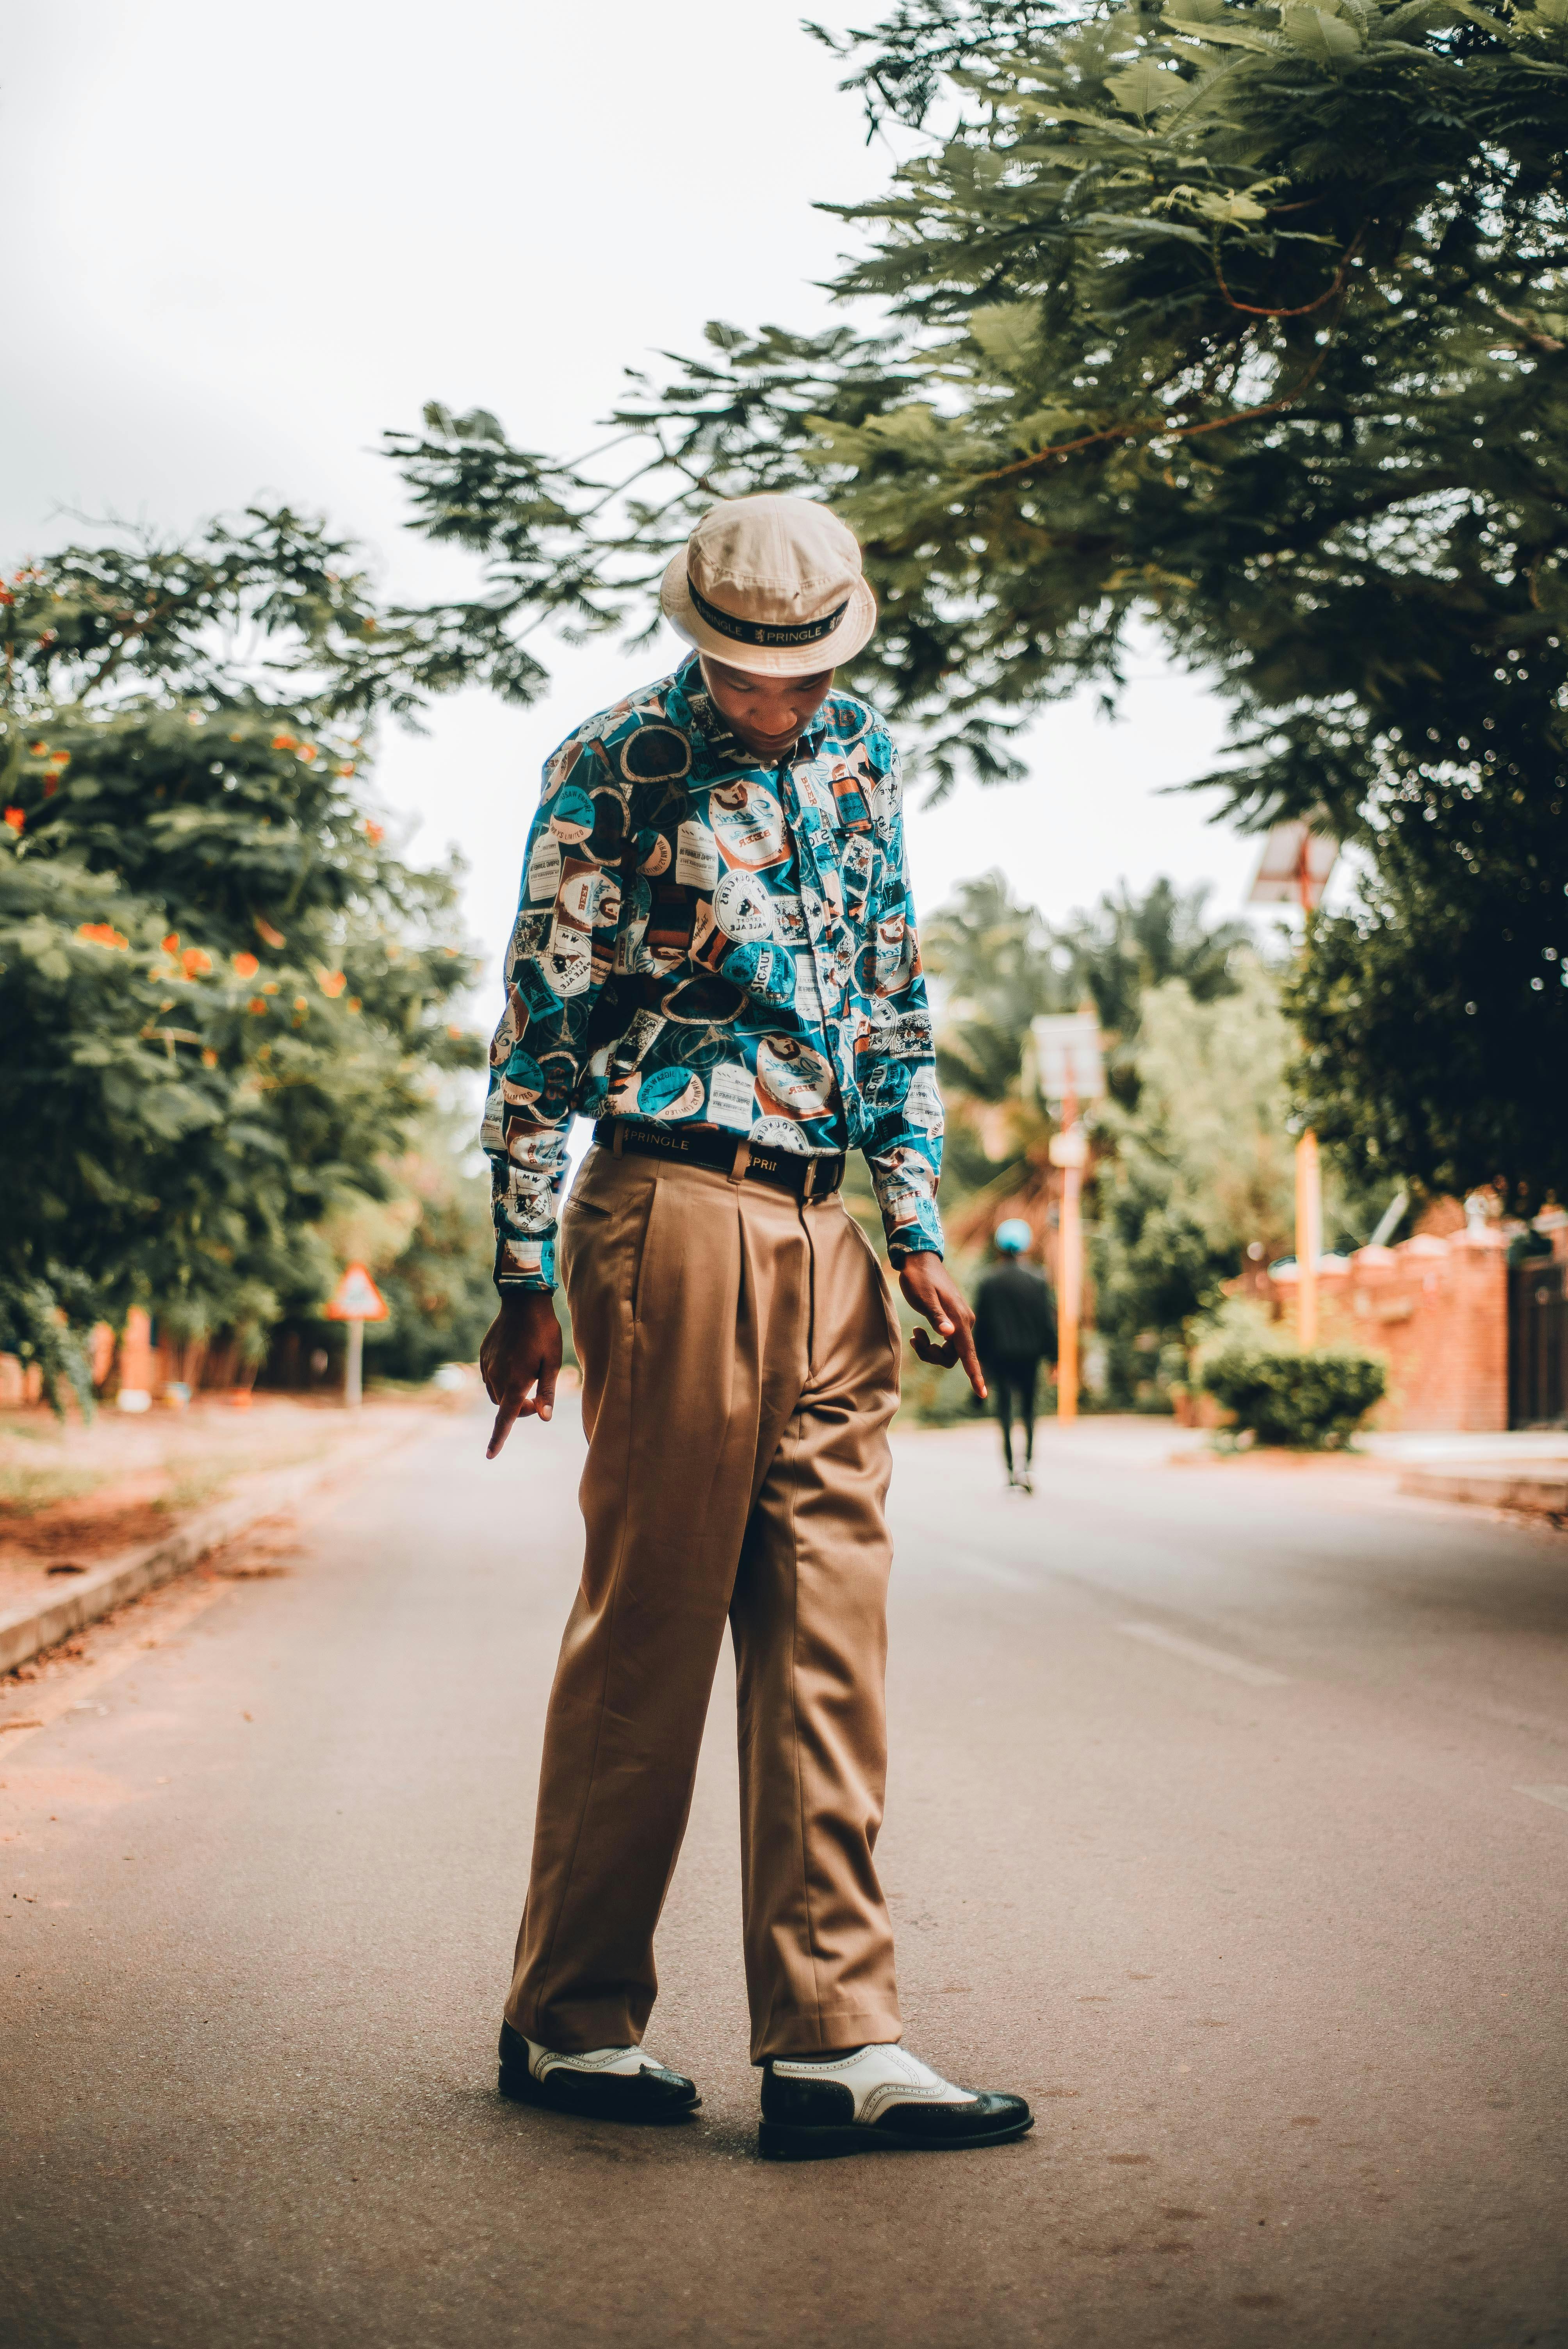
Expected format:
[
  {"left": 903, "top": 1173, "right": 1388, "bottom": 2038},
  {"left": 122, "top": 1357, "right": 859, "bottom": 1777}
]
[{"left": 659, "top": 551, "right": 877, "bottom": 678}]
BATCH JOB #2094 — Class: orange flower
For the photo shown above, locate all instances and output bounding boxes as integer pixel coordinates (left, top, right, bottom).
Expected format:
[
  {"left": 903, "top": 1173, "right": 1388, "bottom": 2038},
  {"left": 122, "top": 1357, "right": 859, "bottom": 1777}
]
[
  {"left": 4, "top": 807, "right": 24, "bottom": 834},
  {"left": 162, "top": 932, "right": 180, "bottom": 954},
  {"left": 248, "top": 996, "right": 269, "bottom": 1016},
  {"left": 254, "top": 916, "right": 286, "bottom": 949},
  {"left": 364, "top": 820, "right": 385, "bottom": 846},
  {"left": 317, "top": 969, "right": 347, "bottom": 998},
  {"left": 337, "top": 761, "right": 355, "bottom": 777},
  {"left": 293, "top": 994, "right": 308, "bottom": 1012},
  {"left": 271, "top": 732, "right": 299, "bottom": 752},
  {"left": 48, "top": 751, "right": 69, "bottom": 769},
  {"left": 447, "top": 1023, "right": 464, "bottom": 1041},
  {"left": 201, "top": 1048, "right": 218, "bottom": 1069},
  {"left": 77, "top": 922, "right": 129, "bottom": 950},
  {"left": 43, "top": 778, "right": 58, "bottom": 797},
  {"left": 261, "top": 980, "right": 280, "bottom": 995},
  {"left": 299, "top": 744, "right": 317, "bottom": 763},
  {"left": 347, "top": 996, "right": 362, "bottom": 1014},
  {"left": 182, "top": 948, "right": 213, "bottom": 979},
  {"left": 232, "top": 952, "right": 260, "bottom": 980}
]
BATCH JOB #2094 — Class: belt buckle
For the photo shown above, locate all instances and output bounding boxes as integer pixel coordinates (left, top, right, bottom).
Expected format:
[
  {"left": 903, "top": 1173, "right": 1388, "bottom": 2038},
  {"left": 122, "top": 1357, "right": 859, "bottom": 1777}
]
[{"left": 802, "top": 1157, "right": 820, "bottom": 1202}]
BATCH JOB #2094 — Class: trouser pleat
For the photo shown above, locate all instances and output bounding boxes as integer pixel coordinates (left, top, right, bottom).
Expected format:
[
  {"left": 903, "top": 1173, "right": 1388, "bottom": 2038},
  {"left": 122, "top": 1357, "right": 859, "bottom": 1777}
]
[{"left": 505, "top": 1150, "right": 902, "bottom": 2058}]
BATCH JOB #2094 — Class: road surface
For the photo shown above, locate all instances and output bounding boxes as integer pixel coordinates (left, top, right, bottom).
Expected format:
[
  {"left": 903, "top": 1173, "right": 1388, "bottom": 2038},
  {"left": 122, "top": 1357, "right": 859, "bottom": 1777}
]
[{"left": 2, "top": 1408, "right": 1565, "bottom": 2348}]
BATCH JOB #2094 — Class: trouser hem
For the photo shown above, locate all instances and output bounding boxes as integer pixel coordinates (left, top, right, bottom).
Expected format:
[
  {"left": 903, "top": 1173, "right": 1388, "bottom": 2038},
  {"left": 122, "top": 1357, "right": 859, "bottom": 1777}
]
[
  {"left": 750, "top": 2004, "right": 904, "bottom": 2065},
  {"left": 504, "top": 1994, "right": 646, "bottom": 2053}
]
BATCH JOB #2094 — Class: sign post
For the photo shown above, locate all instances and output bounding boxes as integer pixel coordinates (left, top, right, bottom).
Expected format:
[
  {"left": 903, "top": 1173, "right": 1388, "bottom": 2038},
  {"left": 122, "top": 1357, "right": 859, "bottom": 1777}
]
[
  {"left": 1247, "top": 821, "right": 1338, "bottom": 1350},
  {"left": 1031, "top": 1013, "right": 1106, "bottom": 1426},
  {"left": 324, "top": 1263, "right": 388, "bottom": 1408}
]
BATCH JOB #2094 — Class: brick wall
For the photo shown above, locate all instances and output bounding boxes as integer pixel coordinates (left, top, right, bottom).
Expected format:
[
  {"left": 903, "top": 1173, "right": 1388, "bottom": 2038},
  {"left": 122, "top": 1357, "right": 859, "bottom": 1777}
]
[{"left": 1271, "top": 1226, "right": 1509, "bottom": 1433}]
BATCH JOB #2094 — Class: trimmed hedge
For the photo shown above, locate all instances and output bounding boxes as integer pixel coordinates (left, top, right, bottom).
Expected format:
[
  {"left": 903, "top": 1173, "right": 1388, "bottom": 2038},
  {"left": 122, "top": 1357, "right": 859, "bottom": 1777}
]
[{"left": 1198, "top": 1344, "right": 1388, "bottom": 1451}]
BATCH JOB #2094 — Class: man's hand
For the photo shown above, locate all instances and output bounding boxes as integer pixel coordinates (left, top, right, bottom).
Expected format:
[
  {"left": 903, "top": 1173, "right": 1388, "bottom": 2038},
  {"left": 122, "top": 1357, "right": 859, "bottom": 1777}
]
[
  {"left": 898, "top": 1253, "right": 986, "bottom": 1399},
  {"left": 480, "top": 1291, "right": 564, "bottom": 1459}
]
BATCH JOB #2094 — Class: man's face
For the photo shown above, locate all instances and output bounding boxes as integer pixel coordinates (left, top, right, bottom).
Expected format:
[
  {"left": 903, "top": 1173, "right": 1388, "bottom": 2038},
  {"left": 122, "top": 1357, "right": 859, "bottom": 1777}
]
[{"left": 699, "top": 656, "right": 834, "bottom": 763}]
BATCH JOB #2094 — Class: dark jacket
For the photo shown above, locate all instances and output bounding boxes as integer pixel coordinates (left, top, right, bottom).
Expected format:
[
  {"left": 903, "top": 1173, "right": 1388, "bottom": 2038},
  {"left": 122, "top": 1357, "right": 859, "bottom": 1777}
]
[{"left": 973, "top": 1260, "right": 1058, "bottom": 1370}]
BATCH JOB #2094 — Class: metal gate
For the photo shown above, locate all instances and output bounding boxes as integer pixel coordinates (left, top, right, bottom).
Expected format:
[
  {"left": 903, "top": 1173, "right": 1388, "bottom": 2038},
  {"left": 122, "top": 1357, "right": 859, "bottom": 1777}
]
[{"left": 1508, "top": 1259, "right": 1568, "bottom": 1428}]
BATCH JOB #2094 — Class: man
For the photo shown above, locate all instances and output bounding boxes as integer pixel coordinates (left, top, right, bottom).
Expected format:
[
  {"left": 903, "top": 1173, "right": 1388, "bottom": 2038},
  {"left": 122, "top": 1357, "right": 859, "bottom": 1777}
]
[
  {"left": 973, "top": 1219, "right": 1058, "bottom": 1495},
  {"left": 480, "top": 495, "right": 1032, "bottom": 2160}
]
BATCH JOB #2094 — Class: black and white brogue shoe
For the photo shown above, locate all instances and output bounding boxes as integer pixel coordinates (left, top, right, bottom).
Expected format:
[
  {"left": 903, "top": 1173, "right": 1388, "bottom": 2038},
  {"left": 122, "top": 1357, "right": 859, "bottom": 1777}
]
[
  {"left": 759, "top": 2044, "right": 1033, "bottom": 2160},
  {"left": 497, "top": 2021, "right": 700, "bottom": 2123}
]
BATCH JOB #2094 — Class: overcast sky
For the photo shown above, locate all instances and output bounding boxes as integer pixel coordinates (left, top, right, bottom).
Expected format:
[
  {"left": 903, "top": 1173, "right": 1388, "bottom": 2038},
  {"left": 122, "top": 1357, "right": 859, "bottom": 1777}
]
[{"left": 4, "top": 0, "right": 1272, "bottom": 985}]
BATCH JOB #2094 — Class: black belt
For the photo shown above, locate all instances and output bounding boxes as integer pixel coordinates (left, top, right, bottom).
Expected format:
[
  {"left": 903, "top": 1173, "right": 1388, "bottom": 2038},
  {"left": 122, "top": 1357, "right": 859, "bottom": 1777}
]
[{"left": 592, "top": 1117, "right": 845, "bottom": 1201}]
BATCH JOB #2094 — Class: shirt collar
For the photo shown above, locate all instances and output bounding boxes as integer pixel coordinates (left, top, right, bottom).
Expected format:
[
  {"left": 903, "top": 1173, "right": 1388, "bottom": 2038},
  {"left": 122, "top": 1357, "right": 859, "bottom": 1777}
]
[{"left": 665, "top": 652, "right": 829, "bottom": 773}]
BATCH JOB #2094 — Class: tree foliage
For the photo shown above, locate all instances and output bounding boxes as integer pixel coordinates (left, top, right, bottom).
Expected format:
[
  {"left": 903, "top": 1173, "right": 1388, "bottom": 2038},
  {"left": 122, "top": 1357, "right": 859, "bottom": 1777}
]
[
  {"left": 922, "top": 871, "right": 1261, "bottom": 1372},
  {"left": 926, "top": 866, "right": 1247, "bottom": 1103},
  {"left": 1091, "top": 956, "right": 1296, "bottom": 1395},
  {"left": 384, "top": 0, "right": 1568, "bottom": 1201},
  {"left": 2, "top": 517, "right": 481, "bottom": 1406},
  {"left": 922, "top": 871, "right": 1393, "bottom": 1402}
]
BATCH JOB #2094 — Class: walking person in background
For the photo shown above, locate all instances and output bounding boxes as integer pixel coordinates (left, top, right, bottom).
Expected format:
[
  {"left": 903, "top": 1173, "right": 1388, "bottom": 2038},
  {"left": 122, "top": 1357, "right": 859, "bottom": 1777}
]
[
  {"left": 973, "top": 1220, "right": 1058, "bottom": 1494},
  {"left": 479, "top": 494, "right": 1033, "bottom": 2160}
]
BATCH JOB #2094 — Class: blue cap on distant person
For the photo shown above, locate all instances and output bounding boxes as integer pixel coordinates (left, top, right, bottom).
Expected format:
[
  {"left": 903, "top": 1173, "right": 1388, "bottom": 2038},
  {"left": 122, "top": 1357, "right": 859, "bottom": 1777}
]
[{"left": 995, "top": 1219, "right": 1031, "bottom": 1255}]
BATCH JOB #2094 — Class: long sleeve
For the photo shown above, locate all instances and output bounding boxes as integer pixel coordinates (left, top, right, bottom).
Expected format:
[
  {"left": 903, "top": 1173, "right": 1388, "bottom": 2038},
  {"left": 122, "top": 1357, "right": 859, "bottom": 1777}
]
[
  {"left": 973, "top": 1276, "right": 999, "bottom": 1368},
  {"left": 1037, "top": 1275, "right": 1058, "bottom": 1362},
  {"left": 857, "top": 768, "right": 945, "bottom": 1267},
  {"left": 481, "top": 744, "right": 629, "bottom": 1293}
]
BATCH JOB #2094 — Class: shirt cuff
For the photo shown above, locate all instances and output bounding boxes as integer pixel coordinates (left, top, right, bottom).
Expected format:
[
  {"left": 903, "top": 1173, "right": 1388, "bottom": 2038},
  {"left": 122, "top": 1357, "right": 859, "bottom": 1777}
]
[
  {"left": 493, "top": 1232, "right": 558, "bottom": 1294},
  {"left": 884, "top": 1206, "right": 944, "bottom": 1266}
]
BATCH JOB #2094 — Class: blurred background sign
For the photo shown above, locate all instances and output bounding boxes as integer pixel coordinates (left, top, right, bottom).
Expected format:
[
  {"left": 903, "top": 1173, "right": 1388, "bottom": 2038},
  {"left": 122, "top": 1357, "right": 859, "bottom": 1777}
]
[
  {"left": 325, "top": 1264, "right": 388, "bottom": 1410},
  {"left": 1247, "top": 820, "right": 1339, "bottom": 912},
  {"left": 326, "top": 1265, "right": 388, "bottom": 1324},
  {"left": 1031, "top": 1012, "right": 1105, "bottom": 1105}
]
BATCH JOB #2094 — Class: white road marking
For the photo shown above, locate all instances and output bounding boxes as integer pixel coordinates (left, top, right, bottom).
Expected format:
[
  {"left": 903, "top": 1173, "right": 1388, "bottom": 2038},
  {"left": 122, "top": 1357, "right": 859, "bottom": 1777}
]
[
  {"left": 1515, "top": 1785, "right": 1568, "bottom": 1814},
  {"left": 1117, "top": 1622, "right": 1290, "bottom": 1688},
  {"left": 946, "top": 1549, "right": 1033, "bottom": 1591}
]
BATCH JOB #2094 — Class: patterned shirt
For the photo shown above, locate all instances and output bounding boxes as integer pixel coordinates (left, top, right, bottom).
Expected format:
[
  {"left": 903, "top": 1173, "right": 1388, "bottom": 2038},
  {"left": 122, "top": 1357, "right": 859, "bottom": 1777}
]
[{"left": 483, "top": 654, "right": 945, "bottom": 1292}]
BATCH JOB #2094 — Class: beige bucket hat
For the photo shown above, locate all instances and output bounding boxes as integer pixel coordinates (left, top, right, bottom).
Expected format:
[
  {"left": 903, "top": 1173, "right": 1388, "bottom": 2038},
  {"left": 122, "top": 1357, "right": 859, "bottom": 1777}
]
[{"left": 660, "top": 494, "right": 878, "bottom": 677}]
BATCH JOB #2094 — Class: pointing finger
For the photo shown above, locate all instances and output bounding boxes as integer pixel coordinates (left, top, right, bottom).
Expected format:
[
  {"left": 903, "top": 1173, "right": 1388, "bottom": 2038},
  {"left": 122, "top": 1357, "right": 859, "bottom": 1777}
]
[{"left": 486, "top": 1392, "right": 524, "bottom": 1459}]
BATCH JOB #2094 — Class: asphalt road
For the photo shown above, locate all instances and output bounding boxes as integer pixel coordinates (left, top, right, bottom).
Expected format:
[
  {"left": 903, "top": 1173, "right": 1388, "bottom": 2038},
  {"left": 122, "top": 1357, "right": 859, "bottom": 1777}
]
[{"left": 3, "top": 1405, "right": 1566, "bottom": 2349}]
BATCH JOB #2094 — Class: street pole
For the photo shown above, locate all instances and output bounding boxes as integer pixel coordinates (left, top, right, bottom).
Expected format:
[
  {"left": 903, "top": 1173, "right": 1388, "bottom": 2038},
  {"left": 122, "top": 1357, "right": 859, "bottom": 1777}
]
[
  {"left": 1295, "top": 1129, "right": 1321, "bottom": 1350},
  {"left": 1057, "top": 1087, "right": 1081, "bottom": 1424},
  {"left": 1033, "top": 1014, "right": 1104, "bottom": 1429},
  {"left": 1295, "top": 836, "right": 1322, "bottom": 1353},
  {"left": 326, "top": 1263, "right": 386, "bottom": 1404}
]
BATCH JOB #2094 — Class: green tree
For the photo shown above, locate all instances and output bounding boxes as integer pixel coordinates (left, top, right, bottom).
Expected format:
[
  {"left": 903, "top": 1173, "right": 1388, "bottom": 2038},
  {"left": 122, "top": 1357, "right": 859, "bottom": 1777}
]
[
  {"left": 385, "top": 0, "right": 1568, "bottom": 1201},
  {"left": 1092, "top": 956, "right": 1297, "bottom": 1399},
  {"left": 927, "top": 867, "right": 1247, "bottom": 1121},
  {"left": 922, "top": 868, "right": 1252, "bottom": 1280},
  {"left": 921, "top": 873, "right": 1391, "bottom": 1403},
  {"left": 360, "top": 1111, "right": 499, "bottom": 1383},
  {"left": 2, "top": 516, "right": 481, "bottom": 1406}
]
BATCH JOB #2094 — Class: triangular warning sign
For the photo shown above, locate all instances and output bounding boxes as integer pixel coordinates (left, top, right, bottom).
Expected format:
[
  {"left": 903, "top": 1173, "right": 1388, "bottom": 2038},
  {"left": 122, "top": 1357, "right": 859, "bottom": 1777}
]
[{"left": 325, "top": 1262, "right": 388, "bottom": 1321}]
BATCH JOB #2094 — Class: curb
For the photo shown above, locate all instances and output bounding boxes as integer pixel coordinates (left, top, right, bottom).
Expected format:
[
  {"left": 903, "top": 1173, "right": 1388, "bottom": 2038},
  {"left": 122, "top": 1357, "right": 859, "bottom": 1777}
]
[
  {"left": 0, "top": 1422, "right": 414, "bottom": 1677},
  {"left": 1398, "top": 1463, "right": 1568, "bottom": 1520}
]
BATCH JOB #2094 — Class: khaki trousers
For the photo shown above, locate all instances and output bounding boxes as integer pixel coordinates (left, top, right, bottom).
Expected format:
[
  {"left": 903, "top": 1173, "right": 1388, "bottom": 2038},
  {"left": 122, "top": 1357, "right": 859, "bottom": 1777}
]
[{"left": 504, "top": 1144, "right": 904, "bottom": 2063}]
